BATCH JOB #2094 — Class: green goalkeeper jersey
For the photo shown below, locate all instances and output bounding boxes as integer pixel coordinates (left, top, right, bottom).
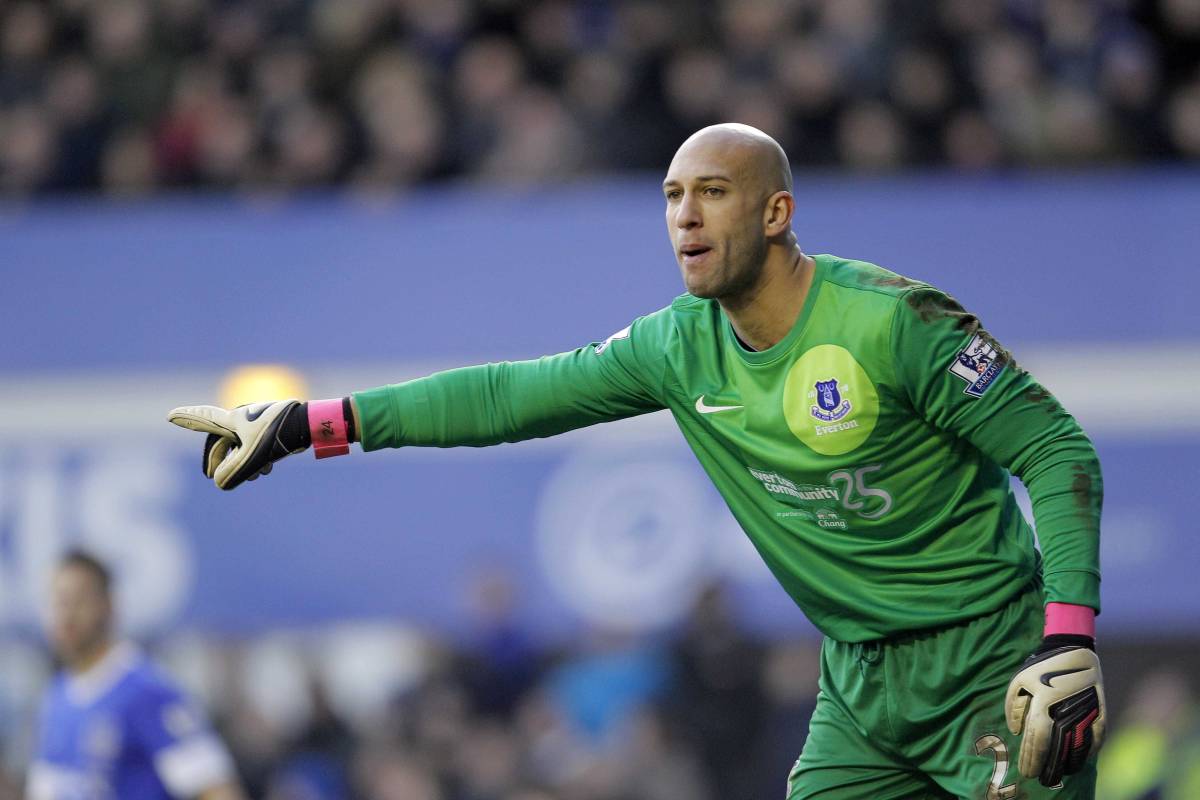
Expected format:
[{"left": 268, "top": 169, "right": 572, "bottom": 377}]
[{"left": 354, "top": 254, "right": 1102, "bottom": 642}]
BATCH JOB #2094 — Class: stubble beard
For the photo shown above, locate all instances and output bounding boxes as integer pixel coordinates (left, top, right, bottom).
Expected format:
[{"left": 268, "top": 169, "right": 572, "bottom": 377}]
[{"left": 694, "top": 233, "right": 768, "bottom": 303}]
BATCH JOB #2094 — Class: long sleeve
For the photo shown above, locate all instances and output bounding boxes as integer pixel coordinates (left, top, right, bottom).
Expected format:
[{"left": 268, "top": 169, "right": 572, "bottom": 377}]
[
  {"left": 353, "top": 308, "right": 672, "bottom": 450},
  {"left": 891, "top": 288, "right": 1102, "bottom": 612}
]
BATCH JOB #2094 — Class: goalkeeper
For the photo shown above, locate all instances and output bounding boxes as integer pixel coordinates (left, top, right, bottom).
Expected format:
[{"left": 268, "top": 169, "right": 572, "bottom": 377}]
[{"left": 170, "top": 124, "right": 1104, "bottom": 799}]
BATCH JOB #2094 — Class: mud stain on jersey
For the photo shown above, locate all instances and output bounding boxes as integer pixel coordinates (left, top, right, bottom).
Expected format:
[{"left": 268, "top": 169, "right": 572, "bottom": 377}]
[
  {"left": 1071, "top": 464, "right": 1099, "bottom": 522},
  {"left": 871, "top": 274, "right": 922, "bottom": 290},
  {"left": 1025, "top": 386, "right": 1062, "bottom": 413},
  {"left": 906, "top": 290, "right": 967, "bottom": 324},
  {"left": 904, "top": 290, "right": 1022, "bottom": 371},
  {"left": 906, "top": 291, "right": 983, "bottom": 335}
]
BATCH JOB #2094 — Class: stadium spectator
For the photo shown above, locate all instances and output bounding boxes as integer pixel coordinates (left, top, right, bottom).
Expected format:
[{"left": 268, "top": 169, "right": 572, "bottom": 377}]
[
  {"left": 666, "top": 583, "right": 766, "bottom": 800},
  {"left": 1096, "top": 669, "right": 1200, "bottom": 800},
  {"left": 1, "top": 0, "right": 1198, "bottom": 196}
]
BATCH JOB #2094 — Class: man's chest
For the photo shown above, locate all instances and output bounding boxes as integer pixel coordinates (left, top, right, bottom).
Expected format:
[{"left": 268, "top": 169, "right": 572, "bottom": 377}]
[
  {"left": 43, "top": 700, "right": 133, "bottom": 776},
  {"left": 676, "top": 342, "right": 923, "bottom": 462},
  {"left": 668, "top": 341, "right": 948, "bottom": 528}
]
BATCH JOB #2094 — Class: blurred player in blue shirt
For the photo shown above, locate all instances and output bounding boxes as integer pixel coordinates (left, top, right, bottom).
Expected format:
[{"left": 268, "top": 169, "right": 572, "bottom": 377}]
[{"left": 27, "top": 550, "right": 246, "bottom": 800}]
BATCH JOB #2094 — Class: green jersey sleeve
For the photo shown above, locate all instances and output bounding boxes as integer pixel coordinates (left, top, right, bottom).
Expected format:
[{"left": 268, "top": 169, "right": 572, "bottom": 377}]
[
  {"left": 352, "top": 309, "right": 671, "bottom": 450},
  {"left": 891, "top": 288, "right": 1102, "bottom": 612}
]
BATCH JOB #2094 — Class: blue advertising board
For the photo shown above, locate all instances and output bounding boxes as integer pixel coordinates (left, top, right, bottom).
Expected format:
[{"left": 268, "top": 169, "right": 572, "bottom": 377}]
[{"left": 2, "top": 169, "right": 1198, "bottom": 640}]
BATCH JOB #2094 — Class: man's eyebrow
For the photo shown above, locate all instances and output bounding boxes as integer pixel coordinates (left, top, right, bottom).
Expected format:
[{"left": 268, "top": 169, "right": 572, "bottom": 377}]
[{"left": 662, "top": 174, "right": 733, "bottom": 188}]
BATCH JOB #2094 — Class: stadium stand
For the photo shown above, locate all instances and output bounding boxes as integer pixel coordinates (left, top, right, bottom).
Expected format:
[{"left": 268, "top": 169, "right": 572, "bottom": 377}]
[{"left": 1, "top": 0, "right": 1199, "bottom": 195}]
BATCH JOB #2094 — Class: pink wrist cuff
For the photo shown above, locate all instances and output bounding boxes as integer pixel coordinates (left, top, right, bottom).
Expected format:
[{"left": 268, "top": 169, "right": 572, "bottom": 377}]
[
  {"left": 1044, "top": 602, "right": 1095, "bottom": 638},
  {"left": 308, "top": 398, "right": 350, "bottom": 459}
]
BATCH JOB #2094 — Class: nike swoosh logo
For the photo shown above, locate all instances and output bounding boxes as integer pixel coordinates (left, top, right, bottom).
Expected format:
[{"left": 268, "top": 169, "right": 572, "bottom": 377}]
[
  {"left": 244, "top": 403, "right": 271, "bottom": 422},
  {"left": 1040, "top": 667, "right": 1088, "bottom": 687},
  {"left": 695, "top": 396, "right": 743, "bottom": 414}
]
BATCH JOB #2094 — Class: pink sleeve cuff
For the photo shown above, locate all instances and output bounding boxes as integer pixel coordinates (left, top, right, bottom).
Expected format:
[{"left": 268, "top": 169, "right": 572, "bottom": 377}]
[
  {"left": 1044, "top": 602, "right": 1095, "bottom": 638},
  {"left": 308, "top": 398, "right": 350, "bottom": 459}
]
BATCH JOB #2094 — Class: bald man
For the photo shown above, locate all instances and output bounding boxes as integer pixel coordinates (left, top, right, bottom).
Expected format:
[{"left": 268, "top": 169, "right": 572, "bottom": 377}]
[{"left": 170, "top": 124, "right": 1104, "bottom": 799}]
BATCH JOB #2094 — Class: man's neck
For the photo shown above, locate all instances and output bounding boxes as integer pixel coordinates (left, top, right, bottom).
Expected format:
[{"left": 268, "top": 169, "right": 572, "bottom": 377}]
[
  {"left": 67, "top": 638, "right": 115, "bottom": 675},
  {"left": 721, "top": 248, "right": 815, "bottom": 351}
]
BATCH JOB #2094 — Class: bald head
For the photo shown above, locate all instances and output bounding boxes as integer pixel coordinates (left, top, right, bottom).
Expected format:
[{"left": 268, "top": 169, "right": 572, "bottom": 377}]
[
  {"left": 673, "top": 123, "right": 793, "bottom": 196},
  {"left": 663, "top": 124, "right": 799, "bottom": 301}
]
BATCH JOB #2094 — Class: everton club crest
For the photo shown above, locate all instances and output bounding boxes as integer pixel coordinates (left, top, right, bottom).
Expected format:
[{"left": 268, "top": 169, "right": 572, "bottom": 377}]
[{"left": 810, "top": 378, "right": 852, "bottom": 422}]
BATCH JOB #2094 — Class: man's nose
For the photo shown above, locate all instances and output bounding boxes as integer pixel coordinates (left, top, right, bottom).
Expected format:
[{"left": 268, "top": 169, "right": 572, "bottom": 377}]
[{"left": 676, "top": 193, "right": 701, "bottom": 229}]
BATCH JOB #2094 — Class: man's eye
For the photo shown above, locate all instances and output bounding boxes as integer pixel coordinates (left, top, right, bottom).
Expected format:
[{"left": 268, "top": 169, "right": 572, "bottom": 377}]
[
  {"left": 703, "top": 186, "right": 724, "bottom": 197},
  {"left": 665, "top": 190, "right": 681, "bottom": 200}
]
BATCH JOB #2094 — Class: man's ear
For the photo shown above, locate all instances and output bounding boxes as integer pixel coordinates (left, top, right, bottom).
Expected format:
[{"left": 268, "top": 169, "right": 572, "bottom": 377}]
[{"left": 764, "top": 191, "right": 794, "bottom": 237}]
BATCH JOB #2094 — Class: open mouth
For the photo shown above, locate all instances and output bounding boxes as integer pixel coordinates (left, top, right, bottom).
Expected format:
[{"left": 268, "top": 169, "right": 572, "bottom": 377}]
[{"left": 680, "top": 244, "right": 712, "bottom": 261}]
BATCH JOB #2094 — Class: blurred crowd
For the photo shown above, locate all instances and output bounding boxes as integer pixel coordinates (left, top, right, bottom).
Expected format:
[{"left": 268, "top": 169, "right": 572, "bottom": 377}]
[
  {"left": 2, "top": 580, "right": 1199, "bottom": 800},
  {"left": 2, "top": 0, "right": 1200, "bottom": 196},
  {"left": 1, "top": 585, "right": 822, "bottom": 800}
]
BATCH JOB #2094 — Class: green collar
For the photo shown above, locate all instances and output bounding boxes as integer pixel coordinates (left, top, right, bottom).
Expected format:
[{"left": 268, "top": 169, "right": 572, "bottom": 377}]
[{"left": 724, "top": 253, "right": 828, "bottom": 365}]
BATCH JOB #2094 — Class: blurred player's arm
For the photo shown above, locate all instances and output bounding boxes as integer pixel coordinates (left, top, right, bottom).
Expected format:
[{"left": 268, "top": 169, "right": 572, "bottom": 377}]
[
  {"left": 130, "top": 684, "right": 248, "bottom": 800},
  {"left": 169, "top": 310, "right": 671, "bottom": 489},
  {"left": 892, "top": 287, "right": 1104, "bottom": 787}
]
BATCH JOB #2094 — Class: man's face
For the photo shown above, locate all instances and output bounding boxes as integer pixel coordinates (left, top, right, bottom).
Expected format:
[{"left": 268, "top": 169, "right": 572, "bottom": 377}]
[
  {"left": 663, "top": 141, "right": 768, "bottom": 299},
  {"left": 49, "top": 565, "right": 111, "bottom": 665}
]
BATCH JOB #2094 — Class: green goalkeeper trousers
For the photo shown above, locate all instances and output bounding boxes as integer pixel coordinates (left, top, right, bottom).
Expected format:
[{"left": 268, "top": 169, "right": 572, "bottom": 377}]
[{"left": 786, "top": 579, "right": 1097, "bottom": 799}]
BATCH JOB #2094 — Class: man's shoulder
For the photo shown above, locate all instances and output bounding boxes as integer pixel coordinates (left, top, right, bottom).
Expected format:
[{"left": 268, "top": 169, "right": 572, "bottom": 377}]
[
  {"left": 98, "top": 655, "right": 189, "bottom": 719},
  {"left": 122, "top": 659, "right": 186, "bottom": 700},
  {"left": 668, "top": 292, "right": 710, "bottom": 311},
  {"left": 663, "top": 292, "right": 718, "bottom": 325},
  {"left": 817, "top": 254, "right": 933, "bottom": 300},
  {"left": 818, "top": 256, "right": 984, "bottom": 339},
  {"left": 622, "top": 294, "right": 716, "bottom": 339}
]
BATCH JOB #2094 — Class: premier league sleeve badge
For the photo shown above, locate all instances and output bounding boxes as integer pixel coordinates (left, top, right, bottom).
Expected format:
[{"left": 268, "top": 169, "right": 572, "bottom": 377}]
[{"left": 948, "top": 334, "right": 1006, "bottom": 397}]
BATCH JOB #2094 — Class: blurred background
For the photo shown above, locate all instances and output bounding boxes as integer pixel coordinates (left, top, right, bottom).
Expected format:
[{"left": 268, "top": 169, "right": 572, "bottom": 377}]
[{"left": 2, "top": 0, "right": 1199, "bottom": 798}]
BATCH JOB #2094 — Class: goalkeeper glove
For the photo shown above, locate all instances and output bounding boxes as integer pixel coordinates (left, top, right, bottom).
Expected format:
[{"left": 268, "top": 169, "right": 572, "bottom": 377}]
[
  {"left": 167, "top": 400, "right": 310, "bottom": 490},
  {"left": 1004, "top": 634, "right": 1106, "bottom": 788}
]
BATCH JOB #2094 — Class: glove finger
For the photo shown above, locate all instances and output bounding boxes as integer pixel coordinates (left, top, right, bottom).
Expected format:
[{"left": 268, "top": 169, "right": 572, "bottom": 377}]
[
  {"left": 202, "top": 434, "right": 219, "bottom": 478},
  {"left": 211, "top": 402, "right": 289, "bottom": 490},
  {"left": 168, "top": 405, "right": 238, "bottom": 438},
  {"left": 213, "top": 445, "right": 247, "bottom": 491},
  {"left": 1004, "top": 685, "right": 1029, "bottom": 735},
  {"left": 206, "top": 436, "right": 231, "bottom": 479},
  {"left": 213, "top": 430, "right": 275, "bottom": 490},
  {"left": 259, "top": 462, "right": 273, "bottom": 476},
  {"left": 1018, "top": 733, "right": 1038, "bottom": 780},
  {"left": 1018, "top": 703, "right": 1050, "bottom": 779},
  {"left": 1092, "top": 678, "right": 1107, "bottom": 750}
]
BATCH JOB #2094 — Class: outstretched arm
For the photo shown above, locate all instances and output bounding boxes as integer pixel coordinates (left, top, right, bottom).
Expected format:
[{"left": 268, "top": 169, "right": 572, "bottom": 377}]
[
  {"left": 169, "top": 311, "right": 672, "bottom": 489},
  {"left": 351, "top": 343, "right": 665, "bottom": 451}
]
